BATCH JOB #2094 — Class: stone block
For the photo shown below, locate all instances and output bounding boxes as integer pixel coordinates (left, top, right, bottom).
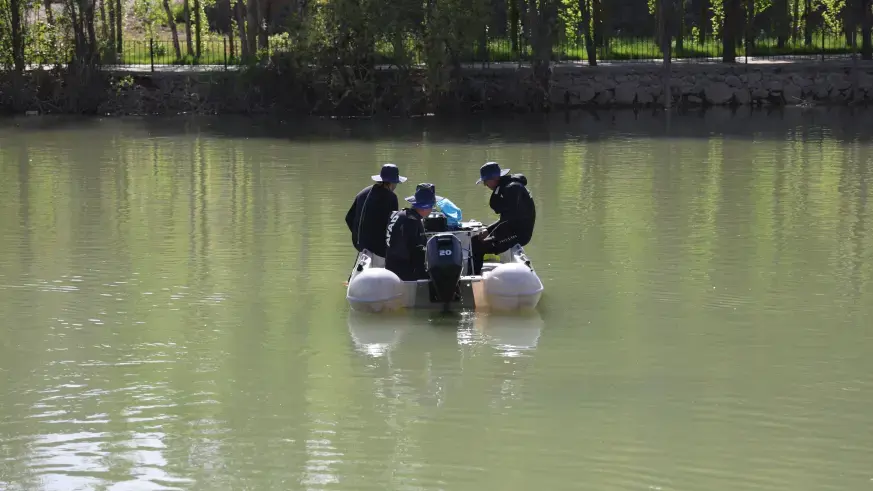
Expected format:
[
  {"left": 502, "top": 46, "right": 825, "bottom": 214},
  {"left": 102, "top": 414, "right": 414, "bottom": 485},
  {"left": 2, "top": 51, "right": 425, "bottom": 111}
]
[
  {"left": 783, "top": 83, "right": 802, "bottom": 103},
  {"left": 734, "top": 88, "right": 751, "bottom": 105},
  {"left": 704, "top": 82, "right": 733, "bottom": 105},
  {"left": 614, "top": 82, "right": 639, "bottom": 104}
]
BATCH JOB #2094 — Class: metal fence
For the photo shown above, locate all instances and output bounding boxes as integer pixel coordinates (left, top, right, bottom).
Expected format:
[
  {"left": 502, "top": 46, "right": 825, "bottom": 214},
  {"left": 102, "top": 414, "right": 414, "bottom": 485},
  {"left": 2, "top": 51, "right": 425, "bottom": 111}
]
[{"left": 21, "top": 29, "right": 865, "bottom": 71}]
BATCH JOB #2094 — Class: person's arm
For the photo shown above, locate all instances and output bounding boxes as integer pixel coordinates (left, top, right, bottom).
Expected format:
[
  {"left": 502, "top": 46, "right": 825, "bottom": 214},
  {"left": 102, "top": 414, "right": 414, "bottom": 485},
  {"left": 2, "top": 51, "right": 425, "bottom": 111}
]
[
  {"left": 485, "top": 219, "right": 503, "bottom": 234},
  {"left": 499, "top": 183, "right": 525, "bottom": 221}
]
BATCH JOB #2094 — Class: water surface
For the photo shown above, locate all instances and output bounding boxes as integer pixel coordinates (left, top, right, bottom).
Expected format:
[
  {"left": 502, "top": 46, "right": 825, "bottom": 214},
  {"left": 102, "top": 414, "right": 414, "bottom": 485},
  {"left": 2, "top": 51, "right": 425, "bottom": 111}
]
[{"left": 1, "top": 108, "right": 872, "bottom": 490}]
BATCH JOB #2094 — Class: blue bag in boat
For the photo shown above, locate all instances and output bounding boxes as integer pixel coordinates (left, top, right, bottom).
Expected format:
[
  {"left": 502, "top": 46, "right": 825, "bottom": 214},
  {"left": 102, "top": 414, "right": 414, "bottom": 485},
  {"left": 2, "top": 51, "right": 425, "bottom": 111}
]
[{"left": 436, "top": 197, "right": 463, "bottom": 229}]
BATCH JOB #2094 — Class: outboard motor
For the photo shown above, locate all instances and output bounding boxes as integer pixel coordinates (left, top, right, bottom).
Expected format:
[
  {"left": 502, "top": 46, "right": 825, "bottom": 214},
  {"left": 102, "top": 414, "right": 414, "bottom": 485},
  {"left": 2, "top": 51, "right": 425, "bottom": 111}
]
[
  {"left": 423, "top": 211, "right": 448, "bottom": 233},
  {"left": 425, "top": 233, "right": 463, "bottom": 308}
]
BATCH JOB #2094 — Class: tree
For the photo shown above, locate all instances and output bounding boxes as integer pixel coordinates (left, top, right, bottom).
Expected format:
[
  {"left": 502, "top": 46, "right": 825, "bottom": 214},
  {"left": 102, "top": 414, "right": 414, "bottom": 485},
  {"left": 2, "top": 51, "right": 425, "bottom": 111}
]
[
  {"left": 185, "top": 0, "right": 195, "bottom": 55},
  {"left": 527, "top": 0, "right": 559, "bottom": 108},
  {"left": 162, "top": 0, "right": 184, "bottom": 59},
  {"left": 722, "top": 0, "right": 742, "bottom": 62},
  {"left": 9, "top": 0, "right": 25, "bottom": 71}
]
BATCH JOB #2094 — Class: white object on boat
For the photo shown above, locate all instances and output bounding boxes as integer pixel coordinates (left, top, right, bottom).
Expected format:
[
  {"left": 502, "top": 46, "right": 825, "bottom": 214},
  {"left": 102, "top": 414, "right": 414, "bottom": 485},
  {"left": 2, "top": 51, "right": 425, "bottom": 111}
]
[
  {"left": 482, "top": 263, "right": 544, "bottom": 311},
  {"left": 346, "top": 267, "right": 405, "bottom": 313}
]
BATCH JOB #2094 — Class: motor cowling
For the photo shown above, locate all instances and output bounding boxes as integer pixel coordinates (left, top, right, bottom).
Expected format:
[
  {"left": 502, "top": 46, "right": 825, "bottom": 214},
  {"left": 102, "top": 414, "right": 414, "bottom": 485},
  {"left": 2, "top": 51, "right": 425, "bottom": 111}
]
[{"left": 425, "top": 233, "right": 463, "bottom": 304}]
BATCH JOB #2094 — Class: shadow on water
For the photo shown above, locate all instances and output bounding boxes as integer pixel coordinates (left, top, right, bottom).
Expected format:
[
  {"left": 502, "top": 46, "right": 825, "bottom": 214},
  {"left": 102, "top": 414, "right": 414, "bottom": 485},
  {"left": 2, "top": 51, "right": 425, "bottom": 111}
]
[{"left": 4, "top": 106, "right": 873, "bottom": 143}]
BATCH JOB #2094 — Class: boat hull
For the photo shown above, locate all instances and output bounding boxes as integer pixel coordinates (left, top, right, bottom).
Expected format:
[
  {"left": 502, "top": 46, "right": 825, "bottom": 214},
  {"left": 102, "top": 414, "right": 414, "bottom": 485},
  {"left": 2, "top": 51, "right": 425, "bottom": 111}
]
[{"left": 345, "top": 222, "right": 543, "bottom": 312}]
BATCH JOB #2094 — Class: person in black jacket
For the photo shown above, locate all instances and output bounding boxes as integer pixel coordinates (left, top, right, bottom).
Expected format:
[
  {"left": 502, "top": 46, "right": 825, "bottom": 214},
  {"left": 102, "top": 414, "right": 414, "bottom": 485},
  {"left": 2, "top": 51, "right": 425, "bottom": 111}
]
[
  {"left": 385, "top": 184, "right": 437, "bottom": 281},
  {"left": 471, "top": 161, "right": 536, "bottom": 274},
  {"left": 345, "top": 163, "right": 407, "bottom": 259}
]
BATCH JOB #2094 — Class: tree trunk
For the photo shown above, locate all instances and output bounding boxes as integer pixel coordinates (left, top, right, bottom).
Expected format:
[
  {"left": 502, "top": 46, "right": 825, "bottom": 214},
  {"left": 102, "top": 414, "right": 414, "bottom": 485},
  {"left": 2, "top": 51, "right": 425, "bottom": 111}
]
[
  {"left": 67, "top": 1, "right": 84, "bottom": 61},
  {"left": 108, "top": 0, "right": 117, "bottom": 54},
  {"left": 528, "top": 0, "right": 557, "bottom": 110},
  {"left": 722, "top": 0, "right": 740, "bottom": 62},
  {"left": 659, "top": 0, "right": 672, "bottom": 109},
  {"left": 44, "top": 0, "right": 56, "bottom": 25},
  {"left": 803, "top": 0, "right": 812, "bottom": 45},
  {"left": 115, "top": 0, "right": 122, "bottom": 54},
  {"left": 676, "top": 0, "right": 684, "bottom": 53},
  {"left": 745, "top": 0, "right": 755, "bottom": 50},
  {"left": 86, "top": 0, "right": 99, "bottom": 63},
  {"left": 592, "top": 0, "right": 604, "bottom": 48},
  {"left": 491, "top": 0, "right": 508, "bottom": 37},
  {"left": 162, "top": 0, "right": 183, "bottom": 59},
  {"left": 10, "top": 0, "right": 25, "bottom": 72},
  {"left": 776, "top": 0, "right": 788, "bottom": 47},
  {"left": 579, "top": 0, "right": 596, "bottom": 65},
  {"left": 226, "top": 0, "right": 237, "bottom": 60},
  {"left": 235, "top": 0, "right": 250, "bottom": 60},
  {"left": 792, "top": 0, "right": 800, "bottom": 44},
  {"left": 510, "top": 0, "right": 520, "bottom": 54},
  {"left": 246, "top": 0, "right": 258, "bottom": 54},
  {"left": 184, "top": 0, "right": 194, "bottom": 55},
  {"left": 259, "top": 0, "right": 269, "bottom": 50},
  {"left": 194, "top": 0, "right": 202, "bottom": 58},
  {"left": 99, "top": 0, "right": 109, "bottom": 41},
  {"left": 519, "top": 0, "right": 529, "bottom": 51},
  {"left": 229, "top": 28, "right": 236, "bottom": 61},
  {"left": 862, "top": 0, "right": 872, "bottom": 60}
]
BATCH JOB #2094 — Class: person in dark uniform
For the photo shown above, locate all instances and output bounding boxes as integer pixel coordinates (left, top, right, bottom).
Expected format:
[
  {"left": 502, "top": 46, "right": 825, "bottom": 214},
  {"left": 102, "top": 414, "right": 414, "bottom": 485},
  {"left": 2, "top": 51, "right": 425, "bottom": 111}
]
[
  {"left": 471, "top": 162, "right": 536, "bottom": 274},
  {"left": 385, "top": 183, "right": 437, "bottom": 281},
  {"left": 345, "top": 163, "right": 407, "bottom": 259}
]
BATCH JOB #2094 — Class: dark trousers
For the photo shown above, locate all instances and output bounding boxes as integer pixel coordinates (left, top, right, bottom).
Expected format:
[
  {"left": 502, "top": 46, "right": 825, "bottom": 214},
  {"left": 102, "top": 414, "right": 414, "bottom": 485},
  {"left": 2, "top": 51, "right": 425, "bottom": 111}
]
[
  {"left": 386, "top": 257, "right": 428, "bottom": 281},
  {"left": 471, "top": 222, "right": 526, "bottom": 275}
]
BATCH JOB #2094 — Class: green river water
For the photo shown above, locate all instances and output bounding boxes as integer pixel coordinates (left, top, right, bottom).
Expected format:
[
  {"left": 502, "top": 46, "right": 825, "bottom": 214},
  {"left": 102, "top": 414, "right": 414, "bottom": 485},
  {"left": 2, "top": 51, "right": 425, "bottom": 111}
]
[{"left": 0, "top": 109, "right": 871, "bottom": 491}]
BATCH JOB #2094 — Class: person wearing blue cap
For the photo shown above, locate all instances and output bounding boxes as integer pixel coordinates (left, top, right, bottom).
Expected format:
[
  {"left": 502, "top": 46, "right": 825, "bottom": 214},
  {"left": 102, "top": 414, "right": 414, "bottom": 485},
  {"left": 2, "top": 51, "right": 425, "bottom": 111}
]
[
  {"left": 345, "top": 163, "right": 407, "bottom": 259},
  {"left": 471, "top": 161, "right": 536, "bottom": 274},
  {"left": 384, "top": 183, "right": 437, "bottom": 281}
]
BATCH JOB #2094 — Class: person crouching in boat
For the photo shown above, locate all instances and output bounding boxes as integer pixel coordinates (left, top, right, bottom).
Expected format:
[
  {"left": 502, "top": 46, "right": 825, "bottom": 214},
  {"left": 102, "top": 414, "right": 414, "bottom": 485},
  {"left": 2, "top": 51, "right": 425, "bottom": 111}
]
[
  {"left": 345, "top": 163, "right": 407, "bottom": 263},
  {"left": 384, "top": 184, "right": 437, "bottom": 281},
  {"left": 471, "top": 162, "right": 536, "bottom": 275}
]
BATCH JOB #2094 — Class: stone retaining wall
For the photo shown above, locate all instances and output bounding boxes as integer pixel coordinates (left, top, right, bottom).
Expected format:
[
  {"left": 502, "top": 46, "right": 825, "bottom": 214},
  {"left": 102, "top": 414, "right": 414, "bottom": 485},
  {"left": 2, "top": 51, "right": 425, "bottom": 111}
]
[
  {"left": 543, "top": 61, "right": 873, "bottom": 108},
  {"left": 2, "top": 61, "right": 872, "bottom": 116}
]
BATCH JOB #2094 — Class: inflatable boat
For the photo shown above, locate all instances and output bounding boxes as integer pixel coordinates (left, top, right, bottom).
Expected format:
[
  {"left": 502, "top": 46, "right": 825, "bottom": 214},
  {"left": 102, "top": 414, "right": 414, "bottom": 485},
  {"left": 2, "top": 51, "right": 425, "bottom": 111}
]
[{"left": 345, "top": 217, "right": 544, "bottom": 313}]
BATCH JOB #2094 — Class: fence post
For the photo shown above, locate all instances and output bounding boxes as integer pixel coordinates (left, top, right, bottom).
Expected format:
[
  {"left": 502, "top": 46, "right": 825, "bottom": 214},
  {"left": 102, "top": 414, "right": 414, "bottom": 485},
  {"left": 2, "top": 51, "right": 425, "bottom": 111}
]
[
  {"left": 821, "top": 30, "right": 825, "bottom": 62},
  {"left": 224, "top": 38, "right": 228, "bottom": 71},
  {"left": 150, "top": 38, "right": 155, "bottom": 73}
]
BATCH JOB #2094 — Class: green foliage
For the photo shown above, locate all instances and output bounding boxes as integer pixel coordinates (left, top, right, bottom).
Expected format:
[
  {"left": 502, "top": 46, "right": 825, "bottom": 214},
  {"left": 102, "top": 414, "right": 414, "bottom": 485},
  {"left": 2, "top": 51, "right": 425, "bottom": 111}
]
[
  {"left": 0, "top": 0, "right": 868, "bottom": 78},
  {"left": 560, "top": 0, "right": 582, "bottom": 42},
  {"left": 132, "top": 0, "right": 167, "bottom": 36},
  {"left": 818, "top": 0, "right": 845, "bottom": 32},
  {"left": 709, "top": 0, "right": 724, "bottom": 37}
]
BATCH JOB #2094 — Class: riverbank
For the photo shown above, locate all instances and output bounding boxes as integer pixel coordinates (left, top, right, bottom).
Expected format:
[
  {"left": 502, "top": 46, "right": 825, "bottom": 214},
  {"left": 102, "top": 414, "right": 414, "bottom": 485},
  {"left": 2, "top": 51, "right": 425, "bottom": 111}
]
[{"left": 2, "top": 60, "right": 872, "bottom": 116}]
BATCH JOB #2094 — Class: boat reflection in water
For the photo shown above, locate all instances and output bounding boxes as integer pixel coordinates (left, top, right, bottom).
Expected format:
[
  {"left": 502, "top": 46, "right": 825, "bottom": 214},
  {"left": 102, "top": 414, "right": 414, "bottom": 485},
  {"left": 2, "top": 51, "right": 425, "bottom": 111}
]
[
  {"left": 346, "top": 311, "right": 410, "bottom": 358},
  {"left": 346, "top": 309, "right": 544, "bottom": 358},
  {"left": 468, "top": 311, "right": 544, "bottom": 357}
]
